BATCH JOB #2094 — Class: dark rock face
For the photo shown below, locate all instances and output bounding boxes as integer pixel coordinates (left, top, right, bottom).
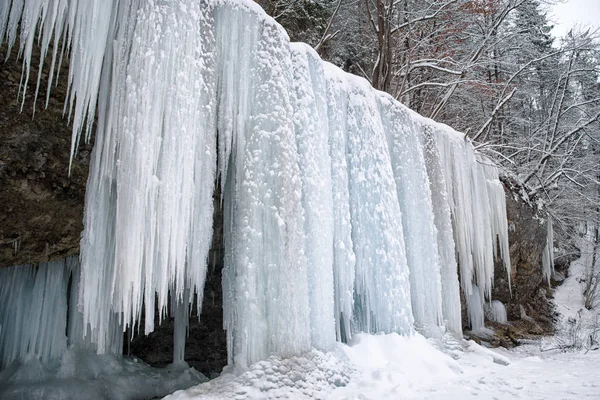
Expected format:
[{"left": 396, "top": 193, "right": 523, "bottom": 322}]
[
  {"left": 490, "top": 181, "right": 556, "bottom": 337},
  {"left": 0, "top": 43, "right": 90, "bottom": 268},
  {"left": 127, "top": 273, "right": 227, "bottom": 377}
]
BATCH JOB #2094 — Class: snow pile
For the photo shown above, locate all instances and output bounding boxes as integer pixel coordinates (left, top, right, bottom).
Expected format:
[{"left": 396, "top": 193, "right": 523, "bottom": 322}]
[
  {"left": 165, "top": 333, "right": 467, "bottom": 400},
  {"left": 1, "top": 0, "right": 511, "bottom": 370},
  {"left": 165, "top": 348, "right": 355, "bottom": 400},
  {"left": 329, "top": 333, "right": 462, "bottom": 399}
]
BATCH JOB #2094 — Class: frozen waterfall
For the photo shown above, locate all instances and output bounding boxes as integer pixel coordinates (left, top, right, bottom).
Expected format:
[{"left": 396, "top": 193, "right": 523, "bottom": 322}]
[{"left": 1, "top": 0, "right": 511, "bottom": 369}]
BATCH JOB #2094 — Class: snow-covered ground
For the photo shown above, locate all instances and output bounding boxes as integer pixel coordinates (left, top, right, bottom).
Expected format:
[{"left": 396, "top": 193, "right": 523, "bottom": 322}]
[
  {"left": 166, "top": 239, "right": 600, "bottom": 400},
  {"left": 164, "top": 331, "right": 600, "bottom": 400}
]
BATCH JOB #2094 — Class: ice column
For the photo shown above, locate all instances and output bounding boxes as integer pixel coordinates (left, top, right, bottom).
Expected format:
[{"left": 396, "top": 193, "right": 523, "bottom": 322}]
[
  {"left": 173, "top": 287, "right": 191, "bottom": 365},
  {"left": 345, "top": 75, "right": 414, "bottom": 336},
  {"left": 323, "top": 62, "right": 356, "bottom": 342},
  {"left": 290, "top": 43, "right": 336, "bottom": 350},
  {"left": 379, "top": 97, "right": 444, "bottom": 335},
  {"left": 489, "top": 300, "right": 508, "bottom": 324},
  {"left": 542, "top": 218, "right": 555, "bottom": 285},
  {"left": 421, "top": 123, "right": 462, "bottom": 334},
  {"left": 218, "top": 5, "right": 312, "bottom": 368},
  {"left": 467, "top": 283, "right": 485, "bottom": 332}
]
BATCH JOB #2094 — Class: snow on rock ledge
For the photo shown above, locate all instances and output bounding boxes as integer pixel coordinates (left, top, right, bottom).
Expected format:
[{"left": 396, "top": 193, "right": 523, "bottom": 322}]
[{"left": 1, "top": 0, "right": 511, "bottom": 369}]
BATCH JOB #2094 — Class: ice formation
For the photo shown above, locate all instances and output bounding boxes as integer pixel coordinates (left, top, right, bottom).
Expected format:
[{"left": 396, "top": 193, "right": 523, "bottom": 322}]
[
  {"left": 0, "top": 260, "right": 69, "bottom": 368},
  {"left": 489, "top": 300, "right": 508, "bottom": 324},
  {"left": 542, "top": 218, "right": 555, "bottom": 285},
  {"left": 0, "top": 257, "right": 122, "bottom": 369},
  {"left": 466, "top": 283, "right": 485, "bottom": 332},
  {"left": 1, "top": 0, "right": 512, "bottom": 369}
]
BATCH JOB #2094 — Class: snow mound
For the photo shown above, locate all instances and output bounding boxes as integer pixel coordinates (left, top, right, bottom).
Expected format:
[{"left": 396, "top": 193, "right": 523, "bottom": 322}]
[
  {"left": 166, "top": 333, "right": 483, "bottom": 400},
  {"left": 329, "top": 333, "right": 462, "bottom": 399},
  {"left": 165, "top": 349, "right": 356, "bottom": 400}
]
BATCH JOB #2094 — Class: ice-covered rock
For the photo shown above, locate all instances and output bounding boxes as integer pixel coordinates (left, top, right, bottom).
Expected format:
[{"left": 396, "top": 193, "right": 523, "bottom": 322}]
[{"left": 0, "top": 0, "right": 511, "bottom": 371}]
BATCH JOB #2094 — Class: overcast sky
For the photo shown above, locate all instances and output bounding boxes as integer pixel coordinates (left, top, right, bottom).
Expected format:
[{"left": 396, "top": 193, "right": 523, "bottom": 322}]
[{"left": 549, "top": 0, "right": 600, "bottom": 38}]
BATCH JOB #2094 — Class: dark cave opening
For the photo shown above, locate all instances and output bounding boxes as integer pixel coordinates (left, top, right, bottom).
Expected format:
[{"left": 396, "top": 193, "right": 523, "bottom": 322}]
[{"left": 126, "top": 188, "right": 227, "bottom": 378}]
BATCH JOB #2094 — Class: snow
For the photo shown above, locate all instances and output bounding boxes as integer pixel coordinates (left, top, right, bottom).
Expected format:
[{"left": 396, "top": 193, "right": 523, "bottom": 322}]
[
  {"left": 548, "top": 235, "right": 600, "bottom": 350},
  {"left": 404, "top": 343, "right": 600, "bottom": 400},
  {"left": 165, "top": 330, "right": 600, "bottom": 400}
]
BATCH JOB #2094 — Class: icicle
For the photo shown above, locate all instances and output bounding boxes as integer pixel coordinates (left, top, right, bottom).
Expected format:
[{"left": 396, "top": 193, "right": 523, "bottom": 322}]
[
  {"left": 0, "top": 260, "right": 70, "bottom": 368},
  {"left": 482, "top": 160, "right": 512, "bottom": 286},
  {"left": 78, "top": 0, "right": 218, "bottom": 353},
  {"left": 429, "top": 122, "right": 511, "bottom": 330},
  {"left": 2, "top": 0, "right": 119, "bottom": 168},
  {"left": 289, "top": 43, "right": 336, "bottom": 351},
  {"left": 542, "top": 218, "right": 555, "bottom": 285},
  {"left": 379, "top": 97, "right": 443, "bottom": 336},
  {"left": 470, "top": 156, "right": 495, "bottom": 301},
  {"left": 489, "top": 300, "right": 508, "bottom": 324},
  {"left": 434, "top": 129, "right": 475, "bottom": 298},
  {"left": 421, "top": 123, "right": 462, "bottom": 334},
  {"left": 323, "top": 62, "right": 356, "bottom": 343}
]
